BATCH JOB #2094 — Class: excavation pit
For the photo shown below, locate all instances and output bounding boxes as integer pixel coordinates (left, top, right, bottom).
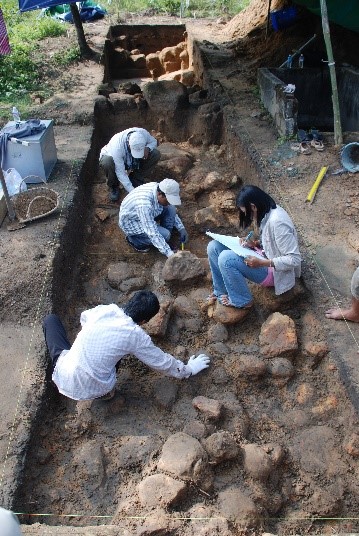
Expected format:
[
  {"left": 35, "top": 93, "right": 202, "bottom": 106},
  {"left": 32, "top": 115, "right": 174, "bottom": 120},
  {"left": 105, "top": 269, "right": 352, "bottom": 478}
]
[{"left": 2, "top": 17, "right": 359, "bottom": 536}]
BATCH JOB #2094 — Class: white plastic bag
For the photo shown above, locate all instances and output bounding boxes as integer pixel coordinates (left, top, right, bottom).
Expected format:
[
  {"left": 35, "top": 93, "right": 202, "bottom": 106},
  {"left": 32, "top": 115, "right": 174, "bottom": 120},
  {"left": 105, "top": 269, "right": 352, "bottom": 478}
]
[{"left": 0, "top": 168, "right": 27, "bottom": 197}]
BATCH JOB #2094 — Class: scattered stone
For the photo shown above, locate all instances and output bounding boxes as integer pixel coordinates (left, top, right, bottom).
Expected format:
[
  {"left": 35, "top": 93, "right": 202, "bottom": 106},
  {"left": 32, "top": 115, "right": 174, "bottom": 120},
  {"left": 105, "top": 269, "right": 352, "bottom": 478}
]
[
  {"left": 95, "top": 208, "right": 110, "bottom": 221},
  {"left": 303, "top": 341, "right": 329, "bottom": 369},
  {"left": 259, "top": 312, "right": 298, "bottom": 357},
  {"left": 183, "top": 420, "right": 207, "bottom": 439},
  {"left": 267, "top": 357, "right": 295, "bottom": 381},
  {"left": 153, "top": 377, "right": 178, "bottom": 409},
  {"left": 118, "top": 81, "right": 141, "bottom": 95},
  {"left": 208, "top": 342, "right": 230, "bottom": 355},
  {"left": 136, "top": 507, "right": 179, "bottom": 535},
  {"left": 156, "top": 155, "right": 194, "bottom": 181},
  {"left": 210, "top": 302, "right": 251, "bottom": 325},
  {"left": 236, "top": 354, "right": 267, "bottom": 379},
  {"left": 344, "top": 432, "right": 359, "bottom": 457},
  {"left": 311, "top": 395, "right": 338, "bottom": 417},
  {"left": 243, "top": 443, "right": 274, "bottom": 482},
  {"left": 158, "top": 432, "right": 212, "bottom": 490},
  {"left": 138, "top": 474, "right": 187, "bottom": 507},
  {"left": 207, "top": 322, "right": 229, "bottom": 342},
  {"left": 304, "top": 485, "right": 343, "bottom": 516},
  {"left": 142, "top": 80, "right": 188, "bottom": 114},
  {"left": 183, "top": 317, "right": 203, "bottom": 332},
  {"left": 173, "top": 295, "right": 200, "bottom": 318},
  {"left": 217, "top": 486, "right": 260, "bottom": 528},
  {"left": 189, "top": 287, "right": 212, "bottom": 311},
  {"left": 192, "top": 396, "right": 223, "bottom": 420},
  {"left": 212, "top": 366, "right": 230, "bottom": 385},
  {"left": 181, "top": 70, "right": 195, "bottom": 86},
  {"left": 187, "top": 503, "right": 232, "bottom": 534},
  {"left": 219, "top": 392, "right": 249, "bottom": 437},
  {"left": 209, "top": 190, "right": 236, "bottom": 210},
  {"left": 194, "top": 206, "right": 223, "bottom": 228},
  {"left": 107, "top": 261, "right": 145, "bottom": 289},
  {"left": 120, "top": 276, "right": 147, "bottom": 293},
  {"left": 203, "top": 431, "right": 239, "bottom": 463},
  {"left": 144, "top": 299, "right": 173, "bottom": 337},
  {"left": 162, "top": 251, "right": 206, "bottom": 281}
]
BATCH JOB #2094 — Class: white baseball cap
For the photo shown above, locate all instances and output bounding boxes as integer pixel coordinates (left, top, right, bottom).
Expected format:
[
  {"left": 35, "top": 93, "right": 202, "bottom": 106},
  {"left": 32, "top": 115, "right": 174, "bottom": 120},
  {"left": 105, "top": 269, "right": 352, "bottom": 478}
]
[
  {"left": 158, "top": 178, "right": 181, "bottom": 206},
  {"left": 129, "top": 132, "right": 146, "bottom": 159},
  {"left": 0, "top": 507, "right": 23, "bottom": 536}
]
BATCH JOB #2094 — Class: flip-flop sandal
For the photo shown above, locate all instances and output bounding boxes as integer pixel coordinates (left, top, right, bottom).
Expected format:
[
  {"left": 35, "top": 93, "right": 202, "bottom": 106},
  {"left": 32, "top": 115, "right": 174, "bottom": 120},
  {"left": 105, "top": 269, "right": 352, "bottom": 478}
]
[
  {"left": 219, "top": 295, "right": 254, "bottom": 309},
  {"left": 299, "top": 142, "right": 311, "bottom": 155},
  {"left": 291, "top": 141, "right": 311, "bottom": 154},
  {"left": 309, "top": 128, "right": 324, "bottom": 151},
  {"left": 310, "top": 139, "right": 324, "bottom": 151}
]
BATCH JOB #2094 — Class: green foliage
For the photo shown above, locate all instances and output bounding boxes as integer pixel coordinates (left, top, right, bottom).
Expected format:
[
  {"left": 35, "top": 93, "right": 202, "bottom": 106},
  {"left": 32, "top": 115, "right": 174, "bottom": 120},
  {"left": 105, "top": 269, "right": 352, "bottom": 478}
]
[
  {"left": 0, "top": 42, "right": 38, "bottom": 99},
  {"left": 52, "top": 46, "right": 81, "bottom": 66},
  {"left": 14, "top": 17, "right": 66, "bottom": 42}
]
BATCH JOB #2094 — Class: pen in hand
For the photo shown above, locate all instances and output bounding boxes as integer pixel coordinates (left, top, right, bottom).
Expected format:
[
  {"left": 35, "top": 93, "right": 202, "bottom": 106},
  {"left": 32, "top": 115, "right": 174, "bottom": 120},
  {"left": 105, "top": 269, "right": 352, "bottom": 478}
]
[{"left": 245, "top": 231, "right": 254, "bottom": 242}]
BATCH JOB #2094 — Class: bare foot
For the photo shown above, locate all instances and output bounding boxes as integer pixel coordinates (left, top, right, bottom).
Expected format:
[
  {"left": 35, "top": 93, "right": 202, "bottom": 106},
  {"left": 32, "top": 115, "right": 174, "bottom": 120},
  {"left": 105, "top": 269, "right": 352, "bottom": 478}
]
[
  {"left": 206, "top": 293, "right": 218, "bottom": 305},
  {"left": 220, "top": 295, "right": 253, "bottom": 309},
  {"left": 325, "top": 307, "right": 359, "bottom": 322}
]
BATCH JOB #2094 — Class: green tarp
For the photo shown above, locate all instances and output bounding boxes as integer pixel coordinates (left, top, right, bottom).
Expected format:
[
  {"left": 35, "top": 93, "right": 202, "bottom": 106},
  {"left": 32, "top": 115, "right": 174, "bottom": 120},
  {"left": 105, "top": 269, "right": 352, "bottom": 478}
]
[{"left": 293, "top": 0, "right": 359, "bottom": 33}]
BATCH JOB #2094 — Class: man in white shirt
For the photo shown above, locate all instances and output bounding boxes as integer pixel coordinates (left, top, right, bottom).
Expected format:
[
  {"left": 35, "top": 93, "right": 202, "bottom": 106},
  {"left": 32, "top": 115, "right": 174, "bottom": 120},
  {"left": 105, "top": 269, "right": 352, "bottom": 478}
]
[
  {"left": 43, "top": 291, "right": 210, "bottom": 401},
  {"left": 0, "top": 507, "right": 23, "bottom": 536},
  {"left": 119, "top": 178, "right": 188, "bottom": 255},
  {"left": 99, "top": 127, "right": 161, "bottom": 201}
]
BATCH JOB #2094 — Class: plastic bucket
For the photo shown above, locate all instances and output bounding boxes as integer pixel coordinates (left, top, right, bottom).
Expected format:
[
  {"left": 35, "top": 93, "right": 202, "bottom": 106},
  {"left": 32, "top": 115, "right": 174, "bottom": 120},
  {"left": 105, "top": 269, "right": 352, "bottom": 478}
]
[{"left": 341, "top": 142, "right": 359, "bottom": 173}]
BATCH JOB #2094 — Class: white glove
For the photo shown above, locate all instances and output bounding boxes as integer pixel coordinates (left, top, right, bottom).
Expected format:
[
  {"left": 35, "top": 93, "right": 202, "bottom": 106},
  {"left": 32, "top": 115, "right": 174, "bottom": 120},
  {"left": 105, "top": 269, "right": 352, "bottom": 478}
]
[{"left": 187, "top": 354, "right": 210, "bottom": 376}]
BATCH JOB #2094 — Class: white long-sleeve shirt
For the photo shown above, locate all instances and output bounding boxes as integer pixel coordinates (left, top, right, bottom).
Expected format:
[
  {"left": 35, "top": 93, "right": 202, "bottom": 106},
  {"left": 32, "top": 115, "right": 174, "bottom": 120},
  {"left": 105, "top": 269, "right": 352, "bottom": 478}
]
[
  {"left": 52, "top": 304, "right": 192, "bottom": 401},
  {"left": 119, "top": 182, "right": 184, "bottom": 257},
  {"left": 99, "top": 128, "right": 158, "bottom": 193},
  {"left": 260, "top": 206, "right": 301, "bottom": 295}
]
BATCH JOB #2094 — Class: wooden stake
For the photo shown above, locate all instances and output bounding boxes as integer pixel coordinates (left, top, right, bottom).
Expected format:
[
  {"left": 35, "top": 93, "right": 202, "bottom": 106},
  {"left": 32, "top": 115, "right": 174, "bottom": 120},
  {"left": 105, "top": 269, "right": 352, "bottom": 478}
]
[{"left": 319, "top": 0, "right": 343, "bottom": 146}]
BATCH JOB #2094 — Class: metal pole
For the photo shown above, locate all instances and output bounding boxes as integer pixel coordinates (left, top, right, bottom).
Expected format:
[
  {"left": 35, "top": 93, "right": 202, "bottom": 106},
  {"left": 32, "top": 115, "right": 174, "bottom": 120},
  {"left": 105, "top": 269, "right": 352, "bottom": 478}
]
[
  {"left": 279, "top": 34, "right": 317, "bottom": 68},
  {"left": 0, "top": 168, "right": 16, "bottom": 221}
]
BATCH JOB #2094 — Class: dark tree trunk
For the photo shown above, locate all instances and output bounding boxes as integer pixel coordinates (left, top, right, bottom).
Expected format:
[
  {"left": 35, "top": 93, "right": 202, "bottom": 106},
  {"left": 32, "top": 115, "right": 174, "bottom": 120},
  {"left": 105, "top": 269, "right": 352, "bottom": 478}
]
[{"left": 69, "top": 3, "right": 93, "bottom": 57}]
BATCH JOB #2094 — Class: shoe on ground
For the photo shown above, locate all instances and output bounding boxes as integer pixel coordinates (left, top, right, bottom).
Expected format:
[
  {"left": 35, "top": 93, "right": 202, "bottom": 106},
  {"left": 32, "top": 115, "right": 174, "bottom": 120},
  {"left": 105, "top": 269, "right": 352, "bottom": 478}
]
[
  {"left": 125, "top": 236, "right": 150, "bottom": 253},
  {"left": 109, "top": 187, "right": 120, "bottom": 202}
]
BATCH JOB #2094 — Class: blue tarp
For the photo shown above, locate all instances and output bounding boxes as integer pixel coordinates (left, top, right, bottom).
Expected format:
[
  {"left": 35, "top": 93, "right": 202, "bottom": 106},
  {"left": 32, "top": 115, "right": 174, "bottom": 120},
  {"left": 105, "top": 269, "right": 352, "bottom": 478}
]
[
  {"left": 19, "top": 0, "right": 73, "bottom": 11},
  {"left": 19, "top": 0, "right": 106, "bottom": 21}
]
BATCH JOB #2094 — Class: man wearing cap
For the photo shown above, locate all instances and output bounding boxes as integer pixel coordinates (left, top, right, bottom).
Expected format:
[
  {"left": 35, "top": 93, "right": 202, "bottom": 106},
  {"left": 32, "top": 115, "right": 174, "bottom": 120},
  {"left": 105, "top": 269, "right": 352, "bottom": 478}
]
[
  {"left": 99, "top": 127, "right": 161, "bottom": 201},
  {"left": 119, "top": 178, "right": 189, "bottom": 255}
]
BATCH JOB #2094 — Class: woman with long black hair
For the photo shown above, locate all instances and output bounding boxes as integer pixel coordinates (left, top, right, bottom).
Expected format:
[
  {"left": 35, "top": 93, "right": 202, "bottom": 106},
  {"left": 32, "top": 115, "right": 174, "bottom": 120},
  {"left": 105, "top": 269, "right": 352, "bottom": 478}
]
[{"left": 207, "top": 185, "right": 301, "bottom": 311}]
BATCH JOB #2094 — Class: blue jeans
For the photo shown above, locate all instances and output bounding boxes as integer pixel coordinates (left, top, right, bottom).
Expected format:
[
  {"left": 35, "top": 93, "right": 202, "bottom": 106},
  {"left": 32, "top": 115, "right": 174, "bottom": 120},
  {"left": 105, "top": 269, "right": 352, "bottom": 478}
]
[
  {"left": 207, "top": 240, "right": 269, "bottom": 307},
  {"left": 127, "top": 205, "right": 176, "bottom": 247}
]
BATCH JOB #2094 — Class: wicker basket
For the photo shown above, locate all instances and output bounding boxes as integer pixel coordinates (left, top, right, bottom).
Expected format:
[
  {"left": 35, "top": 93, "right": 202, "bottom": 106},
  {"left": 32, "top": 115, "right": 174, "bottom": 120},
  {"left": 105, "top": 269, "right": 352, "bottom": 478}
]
[{"left": 11, "top": 176, "right": 60, "bottom": 224}]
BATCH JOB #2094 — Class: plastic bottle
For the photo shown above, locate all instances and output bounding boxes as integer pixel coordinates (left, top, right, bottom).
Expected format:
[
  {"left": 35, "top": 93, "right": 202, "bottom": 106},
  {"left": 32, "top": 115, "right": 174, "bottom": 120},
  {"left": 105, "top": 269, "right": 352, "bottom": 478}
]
[
  {"left": 286, "top": 54, "right": 293, "bottom": 69},
  {"left": 12, "top": 106, "right": 21, "bottom": 124},
  {"left": 298, "top": 54, "right": 304, "bottom": 68}
]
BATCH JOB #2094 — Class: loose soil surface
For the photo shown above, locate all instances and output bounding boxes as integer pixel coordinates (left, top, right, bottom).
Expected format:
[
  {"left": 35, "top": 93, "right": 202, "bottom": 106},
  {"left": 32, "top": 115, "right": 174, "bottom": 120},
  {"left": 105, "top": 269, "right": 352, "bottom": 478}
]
[{"left": 1, "top": 3, "right": 359, "bottom": 535}]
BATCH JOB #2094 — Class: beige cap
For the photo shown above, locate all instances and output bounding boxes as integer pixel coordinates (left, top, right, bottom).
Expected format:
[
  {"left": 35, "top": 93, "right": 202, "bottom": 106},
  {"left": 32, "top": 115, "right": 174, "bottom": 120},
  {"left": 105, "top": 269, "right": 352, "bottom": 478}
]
[
  {"left": 158, "top": 178, "right": 181, "bottom": 205},
  {"left": 129, "top": 132, "right": 146, "bottom": 158}
]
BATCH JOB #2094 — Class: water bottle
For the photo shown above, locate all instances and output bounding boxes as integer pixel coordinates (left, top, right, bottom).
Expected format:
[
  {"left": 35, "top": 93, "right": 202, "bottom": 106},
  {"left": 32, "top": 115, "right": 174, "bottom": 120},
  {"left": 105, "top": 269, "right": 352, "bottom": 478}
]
[
  {"left": 298, "top": 54, "right": 304, "bottom": 68},
  {"left": 12, "top": 106, "right": 21, "bottom": 126},
  {"left": 286, "top": 54, "right": 293, "bottom": 69}
]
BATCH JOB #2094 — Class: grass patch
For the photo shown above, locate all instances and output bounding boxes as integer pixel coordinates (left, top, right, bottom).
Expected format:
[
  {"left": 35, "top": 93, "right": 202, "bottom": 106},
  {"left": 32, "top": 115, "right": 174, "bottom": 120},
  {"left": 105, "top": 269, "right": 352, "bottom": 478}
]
[{"left": 52, "top": 46, "right": 81, "bottom": 66}]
